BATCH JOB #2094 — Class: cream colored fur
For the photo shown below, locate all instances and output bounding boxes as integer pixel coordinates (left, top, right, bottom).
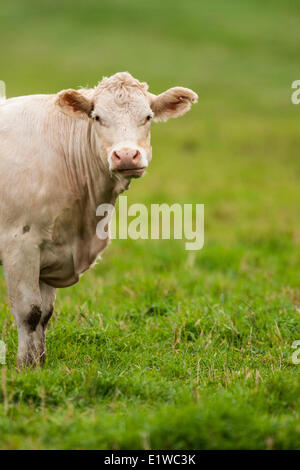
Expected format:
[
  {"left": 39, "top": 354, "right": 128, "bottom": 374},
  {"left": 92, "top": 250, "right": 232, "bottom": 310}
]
[{"left": 0, "top": 72, "right": 197, "bottom": 367}]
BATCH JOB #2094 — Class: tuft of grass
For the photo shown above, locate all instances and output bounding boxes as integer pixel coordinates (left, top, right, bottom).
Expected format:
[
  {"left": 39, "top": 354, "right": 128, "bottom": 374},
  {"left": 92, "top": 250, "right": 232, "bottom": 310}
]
[{"left": 0, "top": 0, "right": 300, "bottom": 449}]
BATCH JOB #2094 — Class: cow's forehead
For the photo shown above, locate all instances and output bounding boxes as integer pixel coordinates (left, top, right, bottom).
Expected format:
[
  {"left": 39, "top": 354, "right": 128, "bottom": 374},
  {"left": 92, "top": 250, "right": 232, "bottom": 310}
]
[
  {"left": 94, "top": 89, "right": 151, "bottom": 118},
  {"left": 92, "top": 72, "right": 151, "bottom": 118}
]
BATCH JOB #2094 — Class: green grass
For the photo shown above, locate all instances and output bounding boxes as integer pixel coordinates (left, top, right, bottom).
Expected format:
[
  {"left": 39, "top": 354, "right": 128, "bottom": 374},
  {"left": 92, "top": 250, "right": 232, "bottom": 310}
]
[{"left": 0, "top": 0, "right": 300, "bottom": 449}]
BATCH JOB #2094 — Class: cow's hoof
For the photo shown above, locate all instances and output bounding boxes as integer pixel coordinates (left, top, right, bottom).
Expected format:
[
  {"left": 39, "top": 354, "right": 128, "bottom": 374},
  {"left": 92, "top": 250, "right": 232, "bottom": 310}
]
[{"left": 17, "top": 350, "right": 46, "bottom": 369}]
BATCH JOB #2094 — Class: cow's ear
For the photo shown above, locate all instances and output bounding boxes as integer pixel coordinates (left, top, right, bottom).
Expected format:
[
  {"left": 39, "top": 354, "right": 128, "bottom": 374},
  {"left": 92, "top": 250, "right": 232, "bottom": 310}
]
[
  {"left": 149, "top": 87, "right": 198, "bottom": 122},
  {"left": 56, "top": 89, "right": 93, "bottom": 118}
]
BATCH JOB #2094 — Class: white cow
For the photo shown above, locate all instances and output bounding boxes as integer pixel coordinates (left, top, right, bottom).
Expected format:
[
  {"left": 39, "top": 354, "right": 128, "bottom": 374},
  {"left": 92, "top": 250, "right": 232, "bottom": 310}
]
[{"left": 0, "top": 72, "right": 197, "bottom": 367}]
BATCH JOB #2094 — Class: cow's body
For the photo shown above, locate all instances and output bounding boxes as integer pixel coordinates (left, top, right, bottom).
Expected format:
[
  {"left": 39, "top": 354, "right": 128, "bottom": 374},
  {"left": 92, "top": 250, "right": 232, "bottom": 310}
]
[
  {"left": 0, "top": 94, "right": 118, "bottom": 288},
  {"left": 0, "top": 72, "right": 197, "bottom": 367}
]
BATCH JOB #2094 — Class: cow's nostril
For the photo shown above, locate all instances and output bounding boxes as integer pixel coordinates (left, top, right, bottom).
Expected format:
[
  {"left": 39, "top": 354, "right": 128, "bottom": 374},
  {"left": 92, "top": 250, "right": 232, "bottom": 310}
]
[{"left": 112, "top": 148, "right": 141, "bottom": 166}]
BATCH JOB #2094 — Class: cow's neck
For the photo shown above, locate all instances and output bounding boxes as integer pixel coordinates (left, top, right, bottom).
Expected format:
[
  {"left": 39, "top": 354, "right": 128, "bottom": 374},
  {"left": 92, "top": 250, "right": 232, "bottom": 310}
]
[
  {"left": 62, "top": 117, "right": 129, "bottom": 211},
  {"left": 60, "top": 116, "right": 130, "bottom": 246},
  {"left": 57, "top": 116, "right": 131, "bottom": 273}
]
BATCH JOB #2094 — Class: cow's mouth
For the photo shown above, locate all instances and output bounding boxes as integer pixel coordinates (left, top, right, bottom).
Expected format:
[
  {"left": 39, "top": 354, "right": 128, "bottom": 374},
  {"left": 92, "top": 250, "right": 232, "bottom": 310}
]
[{"left": 118, "top": 167, "right": 146, "bottom": 178}]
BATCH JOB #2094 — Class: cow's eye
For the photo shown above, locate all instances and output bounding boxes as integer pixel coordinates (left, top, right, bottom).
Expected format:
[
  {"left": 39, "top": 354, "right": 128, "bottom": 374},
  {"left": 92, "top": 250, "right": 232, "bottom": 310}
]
[
  {"left": 95, "top": 115, "right": 102, "bottom": 123},
  {"left": 144, "top": 115, "right": 152, "bottom": 124}
]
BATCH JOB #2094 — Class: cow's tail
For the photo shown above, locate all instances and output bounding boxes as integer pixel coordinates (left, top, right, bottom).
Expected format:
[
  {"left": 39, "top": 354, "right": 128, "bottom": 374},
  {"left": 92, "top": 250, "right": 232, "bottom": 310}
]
[{"left": 0, "top": 80, "right": 6, "bottom": 103}]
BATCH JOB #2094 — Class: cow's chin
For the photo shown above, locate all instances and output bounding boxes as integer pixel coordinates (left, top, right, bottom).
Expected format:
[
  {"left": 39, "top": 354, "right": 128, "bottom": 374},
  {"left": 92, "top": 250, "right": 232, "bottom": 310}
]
[{"left": 115, "top": 168, "right": 146, "bottom": 178}]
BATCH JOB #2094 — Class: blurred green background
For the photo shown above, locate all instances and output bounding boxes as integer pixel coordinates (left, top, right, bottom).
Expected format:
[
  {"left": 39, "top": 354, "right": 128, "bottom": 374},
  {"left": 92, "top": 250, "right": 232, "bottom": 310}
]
[
  {"left": 1, "top": 0, "right": 299, "bottom": 239},
  {"left": 0, "top": 0, "right": 300, "bottom": 450}
]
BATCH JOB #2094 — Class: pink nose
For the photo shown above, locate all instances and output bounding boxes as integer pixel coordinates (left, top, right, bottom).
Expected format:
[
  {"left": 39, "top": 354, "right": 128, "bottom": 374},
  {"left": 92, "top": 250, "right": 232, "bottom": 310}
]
[{"left": 112, "top": 148, "right": 141, "bottom": 170}]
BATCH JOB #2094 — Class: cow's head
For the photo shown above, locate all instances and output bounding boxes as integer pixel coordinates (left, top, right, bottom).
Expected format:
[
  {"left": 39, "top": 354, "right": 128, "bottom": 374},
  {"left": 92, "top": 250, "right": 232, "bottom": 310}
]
[{"left": 57, "top": 72, "right": 198, "bottom": 179}]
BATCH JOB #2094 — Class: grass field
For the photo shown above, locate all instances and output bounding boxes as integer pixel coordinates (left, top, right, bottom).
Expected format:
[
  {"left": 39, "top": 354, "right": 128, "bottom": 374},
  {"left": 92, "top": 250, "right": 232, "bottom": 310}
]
[{"left": 0, "top": 0, "right": 300, "bottom": 449}]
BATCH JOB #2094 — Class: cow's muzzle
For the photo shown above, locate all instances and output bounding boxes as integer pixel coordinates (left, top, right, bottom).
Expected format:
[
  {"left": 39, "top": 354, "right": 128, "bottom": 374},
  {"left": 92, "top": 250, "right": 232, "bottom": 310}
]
[{"left": 111, "top": 147, "right": 146, "bottom": 178}]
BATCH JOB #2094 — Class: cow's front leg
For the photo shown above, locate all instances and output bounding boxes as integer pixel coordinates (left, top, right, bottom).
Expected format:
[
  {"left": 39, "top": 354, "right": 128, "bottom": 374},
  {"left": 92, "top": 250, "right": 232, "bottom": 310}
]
[
  {"left": 39, "top": 281, "right": 57, "bottom": 363},
  {"left": 3, "top": 245, "right": 43, "bottom": 368}
]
